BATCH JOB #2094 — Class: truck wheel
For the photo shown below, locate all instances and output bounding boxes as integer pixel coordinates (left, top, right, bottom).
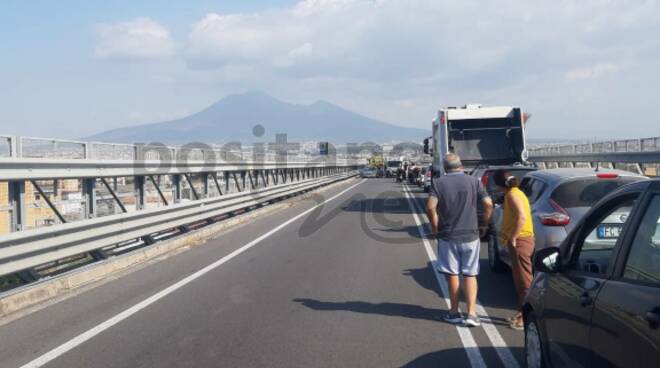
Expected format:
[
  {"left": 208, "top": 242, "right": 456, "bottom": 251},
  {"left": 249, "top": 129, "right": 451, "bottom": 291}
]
[{"left": 488, "top": 235, "right": 506, "bottom": 273}]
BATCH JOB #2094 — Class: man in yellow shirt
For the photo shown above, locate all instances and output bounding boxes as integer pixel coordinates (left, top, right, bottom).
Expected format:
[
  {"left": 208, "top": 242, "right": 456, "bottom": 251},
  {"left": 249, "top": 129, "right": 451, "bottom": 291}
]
[{"left": 493, "top": 170, "right": 535, "bottom": 330}]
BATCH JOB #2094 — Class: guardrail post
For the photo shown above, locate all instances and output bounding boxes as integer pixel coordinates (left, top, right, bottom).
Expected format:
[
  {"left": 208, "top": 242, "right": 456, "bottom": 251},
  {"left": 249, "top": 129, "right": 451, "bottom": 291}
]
[
  {"left": 135, "top": 176, "right": 146, "bottom": 210},
  {"left": 82, "top": 178, "right": 97, "bottom": 218},
  {"left": 172, "top": 175, "right": 182, "bottom": 203},
  {"left": 83, "top": 142, "right": 92, "bottom": 159},
  {"left": 8, "top": 181, "right": 26, "bottom": 232},
  {"left": 202, "top": 173, "right": 210, "bottom": 198},
  {"left": 10, "top": 136, "right": 22, "bottom": 158}
]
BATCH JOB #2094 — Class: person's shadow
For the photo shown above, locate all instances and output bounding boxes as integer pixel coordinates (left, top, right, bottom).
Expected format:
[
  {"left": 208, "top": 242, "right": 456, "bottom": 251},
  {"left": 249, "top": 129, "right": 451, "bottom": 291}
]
[{"left": 293, "top": 298, "right": 442, "bottom": 323}]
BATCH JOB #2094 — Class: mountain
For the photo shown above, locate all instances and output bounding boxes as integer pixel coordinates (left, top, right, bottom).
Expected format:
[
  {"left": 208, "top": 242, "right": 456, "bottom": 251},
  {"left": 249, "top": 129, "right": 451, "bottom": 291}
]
[{"left": 86, "top": 91, "right": 427, "bottom": 144}]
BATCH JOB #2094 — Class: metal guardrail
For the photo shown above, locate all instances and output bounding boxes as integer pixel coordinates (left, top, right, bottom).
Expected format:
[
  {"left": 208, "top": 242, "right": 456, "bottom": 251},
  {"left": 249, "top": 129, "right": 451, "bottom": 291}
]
[
  {"left": 0, "top": 135, "right": 359, "bottom": 287},
  {"left": 528, "top": 136, "right": 660, "bottom": 176},
  {"left": 0, "top": 158, "right": 351, "bottom": 181},
  {"left": 0, "top": 135, "right": 330, "bottom": 162},
  {"left": 0, "top": 173, "right": 355, "bottom": 278},
  {"left": 528, "top": 151, "right": 660, "bottom": 164}
]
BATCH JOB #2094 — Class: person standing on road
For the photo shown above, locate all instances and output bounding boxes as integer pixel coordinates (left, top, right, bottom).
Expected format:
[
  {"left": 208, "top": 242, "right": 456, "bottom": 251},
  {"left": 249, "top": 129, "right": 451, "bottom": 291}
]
[
  {"left": 493, "top": 170, "right": 535, "bottom": 330},
  {"left": 426, "top": 153, "right": 493, "bottom": 327}
]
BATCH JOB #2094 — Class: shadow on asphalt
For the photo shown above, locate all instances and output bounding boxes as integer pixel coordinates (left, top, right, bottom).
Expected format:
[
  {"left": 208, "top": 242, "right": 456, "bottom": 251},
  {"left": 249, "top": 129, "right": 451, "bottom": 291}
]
[
  {"left": 403, "top": 263, "right": 443, "bottom": 298},
  {"left": 401, "top": 347, "right": 525, "bottom": 368},
  {"left": 475, "top": 254, "right": 520, "bottom": 311},
  {"left": 403, "top": 263, "right": 514, "bottom": 327},
  {"left": 373, "top": 225, "right": 427, "bottom": 239},
  {"left": 343, "top": 197, "right": 425, "bottom": 215},
  {"left": 293, "top": 298, "right": 444, "bottom": 323}
]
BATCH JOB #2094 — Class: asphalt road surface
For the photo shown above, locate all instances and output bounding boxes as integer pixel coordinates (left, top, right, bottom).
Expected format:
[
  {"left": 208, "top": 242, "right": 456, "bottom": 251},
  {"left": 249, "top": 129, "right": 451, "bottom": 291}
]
[{"left": 0, "top": 178, "right": 525, "bottom": 368}]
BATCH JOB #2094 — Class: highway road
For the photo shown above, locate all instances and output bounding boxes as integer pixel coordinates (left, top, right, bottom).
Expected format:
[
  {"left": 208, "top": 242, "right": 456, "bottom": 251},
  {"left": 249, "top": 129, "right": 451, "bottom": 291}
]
[{"left": 0, "top": 178, "right": 526, "bottom": 368}]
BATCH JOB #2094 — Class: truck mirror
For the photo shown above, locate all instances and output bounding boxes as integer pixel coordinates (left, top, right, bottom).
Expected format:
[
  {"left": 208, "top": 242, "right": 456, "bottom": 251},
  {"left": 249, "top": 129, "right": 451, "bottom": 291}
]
[{"left": 423, "top": 138, "right": 430, "bottom": 154}]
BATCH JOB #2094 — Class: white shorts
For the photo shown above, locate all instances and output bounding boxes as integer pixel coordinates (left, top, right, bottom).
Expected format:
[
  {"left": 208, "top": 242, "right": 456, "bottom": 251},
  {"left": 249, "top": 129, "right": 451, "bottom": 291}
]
[{"left": 436, "top": 238, "right": 481, "bottom": 276}]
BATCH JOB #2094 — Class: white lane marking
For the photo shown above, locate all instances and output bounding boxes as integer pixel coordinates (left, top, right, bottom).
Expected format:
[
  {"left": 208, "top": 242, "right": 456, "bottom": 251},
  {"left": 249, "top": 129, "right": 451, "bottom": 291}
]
[
  {"left": 19, "top": 179, "right": 366, "bottom": 368},
  {"left": 403, "top": 184, "right": 521, "bottom": 368},
  {"left": 401, "top": 184, "right": 487, "bottom": 368}
]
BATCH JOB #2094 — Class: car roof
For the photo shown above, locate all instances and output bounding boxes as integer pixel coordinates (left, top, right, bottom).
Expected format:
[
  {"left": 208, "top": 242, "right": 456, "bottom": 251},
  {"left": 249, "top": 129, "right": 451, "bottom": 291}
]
[
  {"left": 484, "top": 165, "right": 536, "bottom": 170},
  {"left": 527, "top": 168, "right": 647, "bottom": 182}
]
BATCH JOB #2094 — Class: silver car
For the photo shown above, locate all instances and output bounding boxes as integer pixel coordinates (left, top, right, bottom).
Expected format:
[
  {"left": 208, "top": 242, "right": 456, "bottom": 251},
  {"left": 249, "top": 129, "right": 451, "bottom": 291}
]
[{"left": 488, "top": 168, "right": 648, "bottom": 271}]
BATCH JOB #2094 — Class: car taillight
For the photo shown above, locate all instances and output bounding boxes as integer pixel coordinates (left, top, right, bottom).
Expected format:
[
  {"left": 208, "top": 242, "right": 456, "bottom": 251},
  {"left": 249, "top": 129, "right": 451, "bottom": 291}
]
[
  {"left": 426, "top": 171, "right": 432, "bottom": 177},
  {"left": 540, "top": 198, "right": 570, "bottom": 226},
  {"left": 596, "top": 172, "right": 619, "bottom": 179},
  {"left": 481, "top": 172, "right": 490, "bottom": 187},
  {"left": 539, "top": 213, "right": 571, "bottom": 226}
]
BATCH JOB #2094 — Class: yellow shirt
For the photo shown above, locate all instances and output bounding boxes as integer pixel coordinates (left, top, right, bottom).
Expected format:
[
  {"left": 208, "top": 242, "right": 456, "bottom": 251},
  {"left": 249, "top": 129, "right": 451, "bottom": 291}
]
[{"left": 501, "top": 187, "right": 534, "bottom": 242}]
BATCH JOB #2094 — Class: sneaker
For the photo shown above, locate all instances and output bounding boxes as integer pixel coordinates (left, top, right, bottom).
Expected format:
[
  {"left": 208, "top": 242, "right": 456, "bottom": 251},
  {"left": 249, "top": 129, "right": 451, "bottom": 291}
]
[
  {"left": 464, "top": 314, "right": 481, "bottom": 327},
  {"left": 442, "top": 312, "right": 464, "bottom": 324}
]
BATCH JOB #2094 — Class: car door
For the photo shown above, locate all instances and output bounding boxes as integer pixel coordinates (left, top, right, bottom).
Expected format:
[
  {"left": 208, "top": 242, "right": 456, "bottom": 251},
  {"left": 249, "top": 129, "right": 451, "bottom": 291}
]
[
  {"left": 590, "top": 189, "right": 660, "bottom": 368},
  {"left": 542, "top": 192, "right": 639, "bottom": 367}
]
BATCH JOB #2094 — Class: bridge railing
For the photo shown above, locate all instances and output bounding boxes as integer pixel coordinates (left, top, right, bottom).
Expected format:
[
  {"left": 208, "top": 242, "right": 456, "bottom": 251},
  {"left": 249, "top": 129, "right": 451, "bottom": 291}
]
[
  {"left": 0, "top": 135, "right": 330, "bottom": 162},
  {"left": 528, "top": 136, "right": 660, "bottom": 176},
  {"left": 0, "top": 135, "right": 358, "bottom": 288}
]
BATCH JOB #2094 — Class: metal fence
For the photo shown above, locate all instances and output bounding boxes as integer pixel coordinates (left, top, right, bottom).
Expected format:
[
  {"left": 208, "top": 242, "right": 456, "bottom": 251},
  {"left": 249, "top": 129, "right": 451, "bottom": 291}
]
[
  {"left": 0, "top": 135, "right": 359, "bottom": 288},
  {"left": 528, "top": 136, "right": 660, "bottom": 176},
  {"left": 529, "top": 136, "right": 660, "bottom": 156},
  {"left": 0, "top": 135, "right": 332, "bottom": 162}
]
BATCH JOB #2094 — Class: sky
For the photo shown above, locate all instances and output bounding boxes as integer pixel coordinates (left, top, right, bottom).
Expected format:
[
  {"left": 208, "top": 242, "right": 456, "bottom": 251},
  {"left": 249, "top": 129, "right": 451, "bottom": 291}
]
[{"left": 1, "top": 0, "right": 659, "bottom": 141}]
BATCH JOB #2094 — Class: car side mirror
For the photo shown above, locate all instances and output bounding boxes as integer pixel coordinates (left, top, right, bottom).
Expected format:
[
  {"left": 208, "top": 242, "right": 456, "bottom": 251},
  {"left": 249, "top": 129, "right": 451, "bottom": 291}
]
[{"left": 533, "top": 247, "right": 560, "bottom": 273}]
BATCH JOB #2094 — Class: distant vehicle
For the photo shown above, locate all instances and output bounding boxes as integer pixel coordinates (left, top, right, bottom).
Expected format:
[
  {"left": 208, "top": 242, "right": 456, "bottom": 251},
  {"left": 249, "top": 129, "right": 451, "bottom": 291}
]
[
  {"left": 488, "top": 168, "right": 648, "bottom": 272},
  {"left": 423, "top": 165, "right": 433, "bottom": 192},
  {"left": 426, "top": 104, "right": 528, "bottom": 175},
  {"left": 416, "top": 166, "right": 428, "bottom": 186},
  {"left": 385, "top": 160, "right": 402, "bottom": 177},
  {"left": 359, "top": 167, "right": 378, "bottom": 178},
  {"left": 524, "top": 179, "right": 660, "bottom": 368}
]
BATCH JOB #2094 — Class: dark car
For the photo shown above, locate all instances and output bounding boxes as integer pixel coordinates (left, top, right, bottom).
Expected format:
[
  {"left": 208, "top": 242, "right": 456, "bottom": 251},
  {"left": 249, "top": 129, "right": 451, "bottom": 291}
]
[{"left": 524, "top": 179, "right": 660, "bottom": 368}]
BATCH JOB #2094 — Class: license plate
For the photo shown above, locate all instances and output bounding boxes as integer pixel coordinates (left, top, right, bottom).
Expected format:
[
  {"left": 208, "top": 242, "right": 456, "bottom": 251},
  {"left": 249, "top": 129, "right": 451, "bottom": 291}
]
[{"left": 597, "top": 224, "right": 622, "bottom": 239}]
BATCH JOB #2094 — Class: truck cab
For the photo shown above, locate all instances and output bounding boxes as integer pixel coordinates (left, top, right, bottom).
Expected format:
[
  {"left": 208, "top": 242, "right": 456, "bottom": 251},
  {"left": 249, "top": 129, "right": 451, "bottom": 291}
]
[{"left": 430, "top": 104, "right": 528, "bottom": 175}]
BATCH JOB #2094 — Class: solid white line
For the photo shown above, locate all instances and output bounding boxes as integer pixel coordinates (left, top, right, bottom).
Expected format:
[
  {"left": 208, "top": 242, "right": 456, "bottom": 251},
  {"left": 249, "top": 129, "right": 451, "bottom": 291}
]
[
  {"left": 19, "top": 179, "right": 366, "bottom": 368},
  {"left": 401, "top": 184, "right": 487, "bottom": 368},
  {"left": 403, "top": 184, "right": 520, "bottom": 368}
]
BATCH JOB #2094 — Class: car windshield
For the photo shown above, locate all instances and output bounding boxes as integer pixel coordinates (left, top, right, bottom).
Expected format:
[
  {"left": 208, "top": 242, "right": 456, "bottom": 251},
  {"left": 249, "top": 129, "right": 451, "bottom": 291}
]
[
  {"left": 387, "top": 161, "right": 401, "bottom": 167},
  {"left": 551, "top": 177, "right": 641, "bottom": 208}
]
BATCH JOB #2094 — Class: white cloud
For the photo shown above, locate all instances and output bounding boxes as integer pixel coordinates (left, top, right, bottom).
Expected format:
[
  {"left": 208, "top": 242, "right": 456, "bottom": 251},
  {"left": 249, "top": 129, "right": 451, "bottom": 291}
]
[
  {"left": 182, "top": 1, "right": 660, "bottom": 138},
  {"left": 94, "top": 18, "right": 175, "bottom": 60},
  {"left": 185, "top": 1, "right": 659, "bottom": 80}
]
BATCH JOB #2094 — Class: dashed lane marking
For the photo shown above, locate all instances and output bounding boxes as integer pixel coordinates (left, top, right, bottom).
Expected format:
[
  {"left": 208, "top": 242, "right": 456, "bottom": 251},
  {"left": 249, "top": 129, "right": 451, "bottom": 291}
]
[{"left": 18, "top": 179, "right": 367, "bottom": 368}]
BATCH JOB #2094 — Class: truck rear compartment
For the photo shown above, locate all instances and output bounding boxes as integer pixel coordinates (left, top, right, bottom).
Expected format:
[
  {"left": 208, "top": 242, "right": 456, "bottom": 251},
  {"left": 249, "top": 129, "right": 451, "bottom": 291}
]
[{"left": 448, "top": 117, "right": 525, "bottom": 166}]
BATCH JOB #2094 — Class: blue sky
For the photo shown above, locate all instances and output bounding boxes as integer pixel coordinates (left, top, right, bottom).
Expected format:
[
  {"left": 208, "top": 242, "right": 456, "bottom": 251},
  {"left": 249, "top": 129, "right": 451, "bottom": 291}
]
[{"left": 1, "top": 0, "right": 659, "bottom": 141}]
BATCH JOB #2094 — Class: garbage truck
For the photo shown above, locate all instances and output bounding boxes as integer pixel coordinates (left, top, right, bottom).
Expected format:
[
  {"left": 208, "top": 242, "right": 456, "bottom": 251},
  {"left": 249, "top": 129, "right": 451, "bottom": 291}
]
[{"left": 424, "top": 104, "right": 528, "bottom": 175}]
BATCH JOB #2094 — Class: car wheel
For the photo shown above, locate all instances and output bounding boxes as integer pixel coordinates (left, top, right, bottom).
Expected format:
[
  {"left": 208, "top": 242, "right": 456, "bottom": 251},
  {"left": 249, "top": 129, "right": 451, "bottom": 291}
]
[
  {"left": 488, "top": 235, "right": 506, "bottom": 272},
  {"left": 525, "top": 312, "right": 546, "bottom": 368}
]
